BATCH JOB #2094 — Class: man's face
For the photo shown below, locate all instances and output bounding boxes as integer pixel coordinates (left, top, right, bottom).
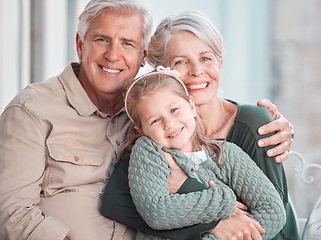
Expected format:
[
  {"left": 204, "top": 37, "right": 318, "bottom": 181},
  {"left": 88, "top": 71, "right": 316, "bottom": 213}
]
[{"left": 76, "top": 11, "right": 146, "bottom": 107}]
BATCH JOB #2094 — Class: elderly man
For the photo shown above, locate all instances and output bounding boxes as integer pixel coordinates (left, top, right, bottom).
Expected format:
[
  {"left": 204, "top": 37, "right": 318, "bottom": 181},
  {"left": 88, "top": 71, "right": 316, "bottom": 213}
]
[{"left": 0, "top": 1, "right": 151, "bottom": 239}]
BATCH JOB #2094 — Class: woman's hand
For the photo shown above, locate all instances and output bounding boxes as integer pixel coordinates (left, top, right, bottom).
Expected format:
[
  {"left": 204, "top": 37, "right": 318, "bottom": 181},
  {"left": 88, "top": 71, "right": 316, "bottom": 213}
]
[
  {"left": 209, "top": 214, "right": 265, "bottom": 240},
  {"left": 257, "top": 99, "right": 294, "bottom": 163},
  {"left": 164, "top": 151, "right": 188, "bottom": 194}
]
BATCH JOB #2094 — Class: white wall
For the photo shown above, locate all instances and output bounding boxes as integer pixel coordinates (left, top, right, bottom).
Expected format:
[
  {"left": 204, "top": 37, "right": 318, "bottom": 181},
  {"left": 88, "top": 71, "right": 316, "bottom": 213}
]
[{"left": 0, "top": 0, "right": 30, "bottom": 111}]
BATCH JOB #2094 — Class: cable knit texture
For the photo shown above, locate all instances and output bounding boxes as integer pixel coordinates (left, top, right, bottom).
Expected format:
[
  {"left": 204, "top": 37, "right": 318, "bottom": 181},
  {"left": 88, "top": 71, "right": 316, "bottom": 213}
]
[{"left": 128, "top": 136, "right": 286, "bottom": 240}]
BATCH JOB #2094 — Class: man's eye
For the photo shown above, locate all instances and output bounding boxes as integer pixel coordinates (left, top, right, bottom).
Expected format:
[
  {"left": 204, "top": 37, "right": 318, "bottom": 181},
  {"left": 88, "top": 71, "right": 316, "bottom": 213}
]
[
  {"left": 95, "top": 38, "right": 109, "bottom": 44},
  {"left": 123, "top": 41, "right": 134, "bottom": 47}
]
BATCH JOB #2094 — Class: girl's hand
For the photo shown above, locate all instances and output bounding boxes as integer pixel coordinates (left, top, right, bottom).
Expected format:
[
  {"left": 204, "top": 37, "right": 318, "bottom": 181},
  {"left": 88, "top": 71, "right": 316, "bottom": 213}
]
[
  {"left": 257, "top": 99, "right": 293, "bottom": 163},
  {"left": 164, "top": 151, "right": 188, "bottom": 194}
]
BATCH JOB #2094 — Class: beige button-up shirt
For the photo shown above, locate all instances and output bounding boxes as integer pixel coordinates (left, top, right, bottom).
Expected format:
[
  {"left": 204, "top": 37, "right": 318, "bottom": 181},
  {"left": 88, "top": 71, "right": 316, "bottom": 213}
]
[{"left": 0, "top": 63, "right": 133, "bottom": 240}]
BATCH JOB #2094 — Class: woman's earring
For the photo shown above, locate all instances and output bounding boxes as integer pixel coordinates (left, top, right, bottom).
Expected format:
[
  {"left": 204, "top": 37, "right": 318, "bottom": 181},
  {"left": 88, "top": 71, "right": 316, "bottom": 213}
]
[{"left": 141, "top": 60, "right": 146, "bottom": 67}]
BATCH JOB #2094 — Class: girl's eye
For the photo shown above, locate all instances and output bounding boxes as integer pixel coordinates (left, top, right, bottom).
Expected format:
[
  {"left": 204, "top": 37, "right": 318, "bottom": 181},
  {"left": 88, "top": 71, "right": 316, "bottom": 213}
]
[
  {"left": 151, "top": 118, "right": 161, "bottom": 125},
  {"left": 170, "top": 107, "right": 178, "bottom": 114}
]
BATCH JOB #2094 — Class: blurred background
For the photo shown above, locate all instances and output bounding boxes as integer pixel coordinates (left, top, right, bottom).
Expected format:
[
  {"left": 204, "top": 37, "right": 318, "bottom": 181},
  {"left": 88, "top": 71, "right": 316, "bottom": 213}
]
[{"left": 1, "top": 0, "right": 320, "bottom": 224}]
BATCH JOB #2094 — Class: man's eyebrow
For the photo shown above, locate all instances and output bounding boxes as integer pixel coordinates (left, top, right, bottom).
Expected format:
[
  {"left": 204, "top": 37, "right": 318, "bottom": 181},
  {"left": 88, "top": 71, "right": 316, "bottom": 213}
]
[
  {"left": 90, "top": 33, "right": 109, "bottom": 39},
  {"left": 121, "top": 37, "right": 138, "bottom": 44}
]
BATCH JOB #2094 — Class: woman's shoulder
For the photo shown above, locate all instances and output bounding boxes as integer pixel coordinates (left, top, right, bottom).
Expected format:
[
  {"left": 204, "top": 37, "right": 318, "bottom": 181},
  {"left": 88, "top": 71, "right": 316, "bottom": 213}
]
[
  {"left": 227, "top": 101, "right": 274, "bottom": 148},
  {"left": 236, "top": 102, "right": 272, "bottom": 123},
  {"left": 229, "top": 101, "right": 273, "bottom": 133}
]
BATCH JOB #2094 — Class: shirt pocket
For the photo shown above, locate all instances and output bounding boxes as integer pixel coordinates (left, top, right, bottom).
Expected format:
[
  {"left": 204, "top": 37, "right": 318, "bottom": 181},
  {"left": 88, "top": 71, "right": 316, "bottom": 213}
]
[{"left": 45, "top": 142, "right": 104, "bottom": 195}]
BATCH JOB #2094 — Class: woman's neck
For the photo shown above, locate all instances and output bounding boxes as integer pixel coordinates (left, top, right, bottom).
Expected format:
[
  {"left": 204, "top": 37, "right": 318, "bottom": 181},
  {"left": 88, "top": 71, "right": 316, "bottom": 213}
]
[{"left": 197, "top": 98, "right": 237, "bottom": 139}]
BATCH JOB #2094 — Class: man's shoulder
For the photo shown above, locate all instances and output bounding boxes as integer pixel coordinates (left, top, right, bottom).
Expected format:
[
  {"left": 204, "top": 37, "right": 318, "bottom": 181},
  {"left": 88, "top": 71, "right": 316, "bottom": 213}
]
[{"left": 6, "top": 77, "right": 62, "bottom": 109}]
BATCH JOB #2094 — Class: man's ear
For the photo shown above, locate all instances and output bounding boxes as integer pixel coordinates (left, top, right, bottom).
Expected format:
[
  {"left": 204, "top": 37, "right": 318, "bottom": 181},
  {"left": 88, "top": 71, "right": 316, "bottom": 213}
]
[{"left": 76, "top": 33, "right": 83, "bottom": 60}]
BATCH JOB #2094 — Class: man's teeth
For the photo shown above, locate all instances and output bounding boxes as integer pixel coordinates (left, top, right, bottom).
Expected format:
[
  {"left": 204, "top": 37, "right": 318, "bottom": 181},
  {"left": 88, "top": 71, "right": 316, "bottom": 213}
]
[
  {"left": 102, "top": 67, "right": 120, "bottom": 73},
  {"left": 187, "top": 83, "right": 207, "bottom": 90}
]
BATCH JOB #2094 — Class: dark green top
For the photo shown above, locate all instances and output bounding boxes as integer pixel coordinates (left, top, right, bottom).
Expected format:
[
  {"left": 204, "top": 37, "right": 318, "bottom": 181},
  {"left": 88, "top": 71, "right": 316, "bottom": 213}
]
[{"left": 100, "top": 102, "right": 299, "bottom": 240}]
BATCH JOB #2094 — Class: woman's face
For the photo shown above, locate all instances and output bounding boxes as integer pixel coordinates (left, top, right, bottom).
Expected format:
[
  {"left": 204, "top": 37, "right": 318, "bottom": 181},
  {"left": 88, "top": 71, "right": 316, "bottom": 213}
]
[{"left": 166, "top": 31, "right": 222, "bottom": 106}]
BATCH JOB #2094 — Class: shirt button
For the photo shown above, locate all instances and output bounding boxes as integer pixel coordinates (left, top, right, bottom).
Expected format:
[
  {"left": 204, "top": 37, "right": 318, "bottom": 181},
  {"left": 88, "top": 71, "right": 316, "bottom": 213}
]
[
  {"left": 115, "top": 140, "right": 120, "bottom": 146},
  {"left": 195, "top": 165, "right": 200, "bottom": 170},
  {"left": 74, "top": 156, "right": 80, "bottom": 161}
]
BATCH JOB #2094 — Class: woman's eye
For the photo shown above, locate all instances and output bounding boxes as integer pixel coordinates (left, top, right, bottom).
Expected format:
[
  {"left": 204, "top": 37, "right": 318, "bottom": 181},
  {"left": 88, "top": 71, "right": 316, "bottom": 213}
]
[
  {"left": 174, "top": 60, "right": 185, "bottom": 65},
  {"left": 203, "top": 56, "right": 212, "bottom": 61}
]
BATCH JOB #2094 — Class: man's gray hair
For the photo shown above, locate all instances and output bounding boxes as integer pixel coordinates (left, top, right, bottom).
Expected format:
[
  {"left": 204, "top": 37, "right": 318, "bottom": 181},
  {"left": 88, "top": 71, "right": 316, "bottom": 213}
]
[{"left": 77, "top": 0, "right": 153, "bottom": 48}]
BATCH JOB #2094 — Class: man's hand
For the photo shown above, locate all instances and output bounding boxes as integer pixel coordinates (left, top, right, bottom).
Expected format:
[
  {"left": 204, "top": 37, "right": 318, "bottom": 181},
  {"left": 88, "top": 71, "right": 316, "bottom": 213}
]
[
  {"left": 164, "top": 152, "right": 188, "bottom": 194},
  {"left": 257, "top": 99, "right": 293, "bottom": 163},
  {"left": 209, "top": 214, "right": 265, "bottom": 240}
]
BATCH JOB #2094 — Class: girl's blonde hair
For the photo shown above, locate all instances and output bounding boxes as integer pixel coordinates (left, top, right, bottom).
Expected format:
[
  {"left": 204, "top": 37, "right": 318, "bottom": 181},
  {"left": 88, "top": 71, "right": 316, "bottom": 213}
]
[{"left": 124, "top": 70, "right": 223, "bottom": 164}]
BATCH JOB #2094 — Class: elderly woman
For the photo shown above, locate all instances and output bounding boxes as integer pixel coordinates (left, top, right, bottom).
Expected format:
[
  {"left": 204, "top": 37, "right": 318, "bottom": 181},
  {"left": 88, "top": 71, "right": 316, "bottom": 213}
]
[{"left": 101, "top": 10, "right": 298, "bottom": 240}]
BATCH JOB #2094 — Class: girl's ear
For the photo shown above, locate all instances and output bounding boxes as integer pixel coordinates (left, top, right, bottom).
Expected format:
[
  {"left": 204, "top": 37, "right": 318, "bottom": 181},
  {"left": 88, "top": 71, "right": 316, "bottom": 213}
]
[
  {"left": 134, "top": 125, "right": 143, "bottom": 135},
  {"left": 189, "top": 96, "right": 197, "bottom": 117}
]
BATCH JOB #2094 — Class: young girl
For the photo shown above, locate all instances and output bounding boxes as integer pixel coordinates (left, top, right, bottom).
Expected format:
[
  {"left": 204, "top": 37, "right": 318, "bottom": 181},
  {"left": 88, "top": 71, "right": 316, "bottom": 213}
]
[{"left": 123, "top": 66, "right": 286, "bottom": 240}]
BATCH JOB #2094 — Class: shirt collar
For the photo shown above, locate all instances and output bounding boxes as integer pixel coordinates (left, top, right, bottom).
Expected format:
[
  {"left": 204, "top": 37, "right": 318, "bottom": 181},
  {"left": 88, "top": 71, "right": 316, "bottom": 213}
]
[{"left": 57, "top": 62, "right": 105, "bottom": 117}]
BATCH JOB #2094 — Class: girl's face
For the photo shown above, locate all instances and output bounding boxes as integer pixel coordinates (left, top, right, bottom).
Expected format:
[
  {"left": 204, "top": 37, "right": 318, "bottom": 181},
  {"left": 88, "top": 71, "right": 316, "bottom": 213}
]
[
  {"left": 166, "top": 31, "right": 223, "bottom": 106},
  {"left": 135, "top": 88, "right": 197, "bottom": 152}
]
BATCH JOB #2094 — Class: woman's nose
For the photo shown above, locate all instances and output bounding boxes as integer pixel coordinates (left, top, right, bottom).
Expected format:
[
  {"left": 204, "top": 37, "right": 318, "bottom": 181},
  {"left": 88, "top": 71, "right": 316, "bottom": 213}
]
[{"left": 189, "top": 63, "right": 203, "bottom": 77}]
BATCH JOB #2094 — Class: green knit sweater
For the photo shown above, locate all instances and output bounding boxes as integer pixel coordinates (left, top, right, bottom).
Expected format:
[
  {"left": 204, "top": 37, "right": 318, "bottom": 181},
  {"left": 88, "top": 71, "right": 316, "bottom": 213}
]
[{"left": 129, "top": 136, "right": 286, "bottom": 240}]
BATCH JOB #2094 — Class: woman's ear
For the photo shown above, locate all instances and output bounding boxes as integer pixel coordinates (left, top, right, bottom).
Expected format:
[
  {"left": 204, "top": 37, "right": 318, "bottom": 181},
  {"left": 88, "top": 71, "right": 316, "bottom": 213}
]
[
  {"left": 218, "top": 58, "right": 224, "bottom": 70},
  {"left": 189, "top": 96, "right": 197, "bottom": 117}
]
